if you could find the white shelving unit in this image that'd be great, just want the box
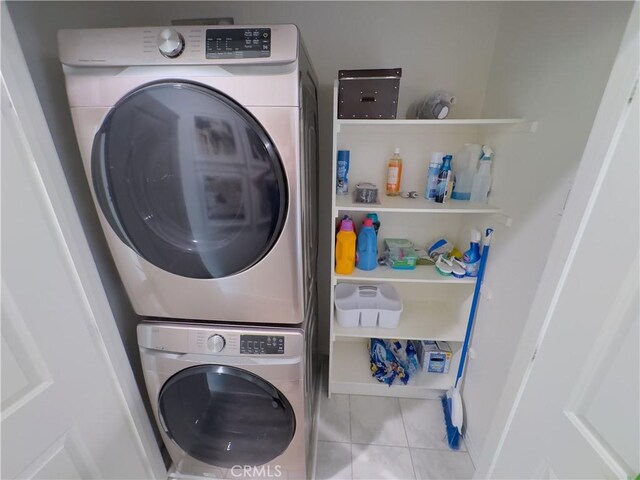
[336,266,475,285]
[332,300,466,342]
[331,341,461,398]
[335,195,501,215]
[336,118,536,134]
[328,81,530,399]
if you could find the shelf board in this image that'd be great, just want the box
[335,195,500,214]
[333,300,465,342]
[336,118,535,134]
[335,265,475,285]
[330,340,455,399]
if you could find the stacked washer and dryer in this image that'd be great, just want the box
[59,24,319,480]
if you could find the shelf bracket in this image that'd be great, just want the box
[491,212,513,228]
[511,120,538,133]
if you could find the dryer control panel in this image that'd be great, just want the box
[206,28,271,59]
[58,25,295,67]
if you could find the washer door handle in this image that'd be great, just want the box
[158,411,170,434]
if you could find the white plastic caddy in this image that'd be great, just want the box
[334,283,403,328]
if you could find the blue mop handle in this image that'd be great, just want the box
[454,228,493,388]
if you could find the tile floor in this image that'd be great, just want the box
[316,390,475,480]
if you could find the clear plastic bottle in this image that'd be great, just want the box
[386,148,403,196]
[335,218,357,274]
[425,152,443,201]
[470,146,494,203]
[452,144,482,201]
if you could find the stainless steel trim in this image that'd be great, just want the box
[339,75,401,80]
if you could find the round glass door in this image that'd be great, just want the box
[158,365,296,468]
[92,81,288,279]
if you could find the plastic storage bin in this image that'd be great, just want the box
[334,284,403,328]
[353,182,379,204]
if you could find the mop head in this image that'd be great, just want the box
[441,387,463,450]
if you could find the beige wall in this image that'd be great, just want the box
[463,1,632,459]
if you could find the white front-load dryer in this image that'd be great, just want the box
[58,25,318,324]
[138,321,315,479]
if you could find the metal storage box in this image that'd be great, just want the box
[338,68,402,119]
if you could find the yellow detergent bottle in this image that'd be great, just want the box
[335,218,357,274]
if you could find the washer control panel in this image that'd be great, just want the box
[138,322,301,357]
[206,28,271,59]
[240,335,284,355]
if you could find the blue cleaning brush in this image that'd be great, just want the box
[442,228,493,450]
[441,384,464,449]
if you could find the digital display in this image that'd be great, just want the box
[206,28,271,59]
[240,335,284,354]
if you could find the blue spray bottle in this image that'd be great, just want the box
[435,155,453,203]
[463,229,482,277]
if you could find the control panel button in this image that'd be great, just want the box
[157,28,184,58]
[207,334,226,353]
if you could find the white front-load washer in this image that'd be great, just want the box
[138,321,316,479]
[58,25,318,324]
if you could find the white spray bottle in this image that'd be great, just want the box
[452,143,482,201]
[470,146,494,204]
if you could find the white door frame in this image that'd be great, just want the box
[473,5,639,478]
[1,5,166,478]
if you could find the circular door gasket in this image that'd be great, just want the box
[157,364,296,468]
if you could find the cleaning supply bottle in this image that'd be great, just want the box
[470,146,494,203]
[336,150,350,195]
[446,159,455,200]
[335,218,357,274]
[337,214,355,234]
[365,213,380,236]
[462,229,482,277]
[425,152,444,201]
[452,144,482,201]
[356,218,378,271]
[435,155,453,203]
[386,148,403,196]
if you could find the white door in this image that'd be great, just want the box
[484,10,639,480]
[0,61,162,480]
